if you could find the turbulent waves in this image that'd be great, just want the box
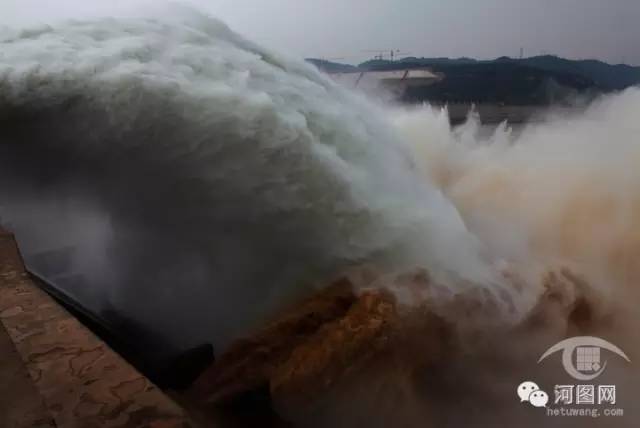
[0,9,490,352]
[1,7,640,427]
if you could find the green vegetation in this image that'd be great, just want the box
[307,55,640,105]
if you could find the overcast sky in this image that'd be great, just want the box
[1,0,639,65]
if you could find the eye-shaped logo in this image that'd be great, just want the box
[538,336,630,381]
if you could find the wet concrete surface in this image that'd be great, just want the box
[0,319,55,427]
[0,228,196,428]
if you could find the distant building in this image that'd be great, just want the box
[328,68,442,95]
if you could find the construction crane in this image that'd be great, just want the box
[390,49,411,62]
[362,49,411,62]
[362,50,386,60]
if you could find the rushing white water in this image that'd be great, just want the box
[0,8,497,353]
[1,7,640,427]
[0,7,639,381]
[397,91,640,298]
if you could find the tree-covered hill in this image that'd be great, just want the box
[307,55,640,105]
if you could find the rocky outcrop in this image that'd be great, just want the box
[193,265,612,427]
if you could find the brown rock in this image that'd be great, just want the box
[193,277,358,404]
